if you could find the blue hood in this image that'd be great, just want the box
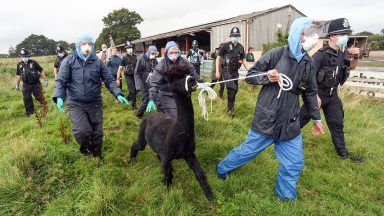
[75,34,95,61]
[288,17,314,62]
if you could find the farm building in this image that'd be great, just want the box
[116,4,305,56]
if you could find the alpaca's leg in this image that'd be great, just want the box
[162,159,173,187]
[185,154,214,201]
[129,126,147,162]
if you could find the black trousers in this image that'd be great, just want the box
[300,91,348,155]
[68,102,103,156]
[22,82,42,115]
[211,78,225,97]
[192,63,201,75]
[137,82,150,117]
[125,75,137,108]
[222,69,239,111]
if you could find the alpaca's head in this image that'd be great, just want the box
[166,64,198,96]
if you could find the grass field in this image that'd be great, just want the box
[0,56,383,215]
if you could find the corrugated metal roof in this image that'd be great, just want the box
[130,4,305,44]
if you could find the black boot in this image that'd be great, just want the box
[227,108,235,118]
[338,151,364,163]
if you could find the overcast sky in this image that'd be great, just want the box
[0,0,382,54]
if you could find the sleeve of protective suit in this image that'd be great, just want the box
[100,60,123,98]
[134,57,144,91]
[53,56,71,103]
[302,61,321,121]
[245,47,283,85]
[149,66,163,100]
[184,58,203,83]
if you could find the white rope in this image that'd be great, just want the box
[196,72,293,121]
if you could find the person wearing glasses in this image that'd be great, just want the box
[147,41,203,118]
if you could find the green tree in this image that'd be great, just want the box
[355,31,374,36]
[15,34,56,56]
[95,8,143,49]
[262,28,289,54]
[8,46,17,57]
[55,40,70,51]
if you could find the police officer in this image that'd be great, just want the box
[117,41,138,109]
[53,34,129,158]
[147,41,203,118]
[300,18,363,162]
[16,48,48,116]
[186,40,203,75]
[54,45,68,80]
[134,45,159,118]
[215,27,249,117]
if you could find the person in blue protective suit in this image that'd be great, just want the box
[147,41,203,118]
[134,45,159,118]
[52,34,129,158]
[216,17,324,200]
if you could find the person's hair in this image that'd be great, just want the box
[248,47,254,52]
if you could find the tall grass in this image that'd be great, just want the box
[0,57,383,215]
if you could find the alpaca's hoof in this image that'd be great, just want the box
[162,179,172,187]
[128,157,136,163]
[206,194,214,202]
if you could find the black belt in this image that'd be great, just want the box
[318,88,337,96]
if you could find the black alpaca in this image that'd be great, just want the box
[129,65,214,201]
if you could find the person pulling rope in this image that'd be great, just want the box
[185,71,293,120]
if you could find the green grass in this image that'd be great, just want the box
[0,57,383,215]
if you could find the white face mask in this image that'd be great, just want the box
[126,48,133,55]
[21,57,29,63]
[102,47,107,52]
[150,54,156,59]
[80,44,92,56]
[58,53,65,57]
[301,34,319,51]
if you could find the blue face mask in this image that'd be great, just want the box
[231,37,239,43]
[336,35,349,48]
[22,57,29,63]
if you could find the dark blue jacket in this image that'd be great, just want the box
[53,53,123,105]
[245,46,321,141]
[107,55,121,77]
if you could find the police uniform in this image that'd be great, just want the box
[120,52,138,108]
[54,45,68,75]
[16,49,44,116]
[186,40,203,75]
[300,18,363,162]
[217,27,245,115]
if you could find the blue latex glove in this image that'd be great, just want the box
[43,80,48,87]
[56,98,64,113]
[117,95,129,105]
[146,100,156,112]
[15,84,19,92]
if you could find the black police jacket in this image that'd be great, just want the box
[16,60,43,84]
[121,54,137,76]
[315,46,350,90]
[245,46,321,141]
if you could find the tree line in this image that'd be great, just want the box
[7,8,142,57]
